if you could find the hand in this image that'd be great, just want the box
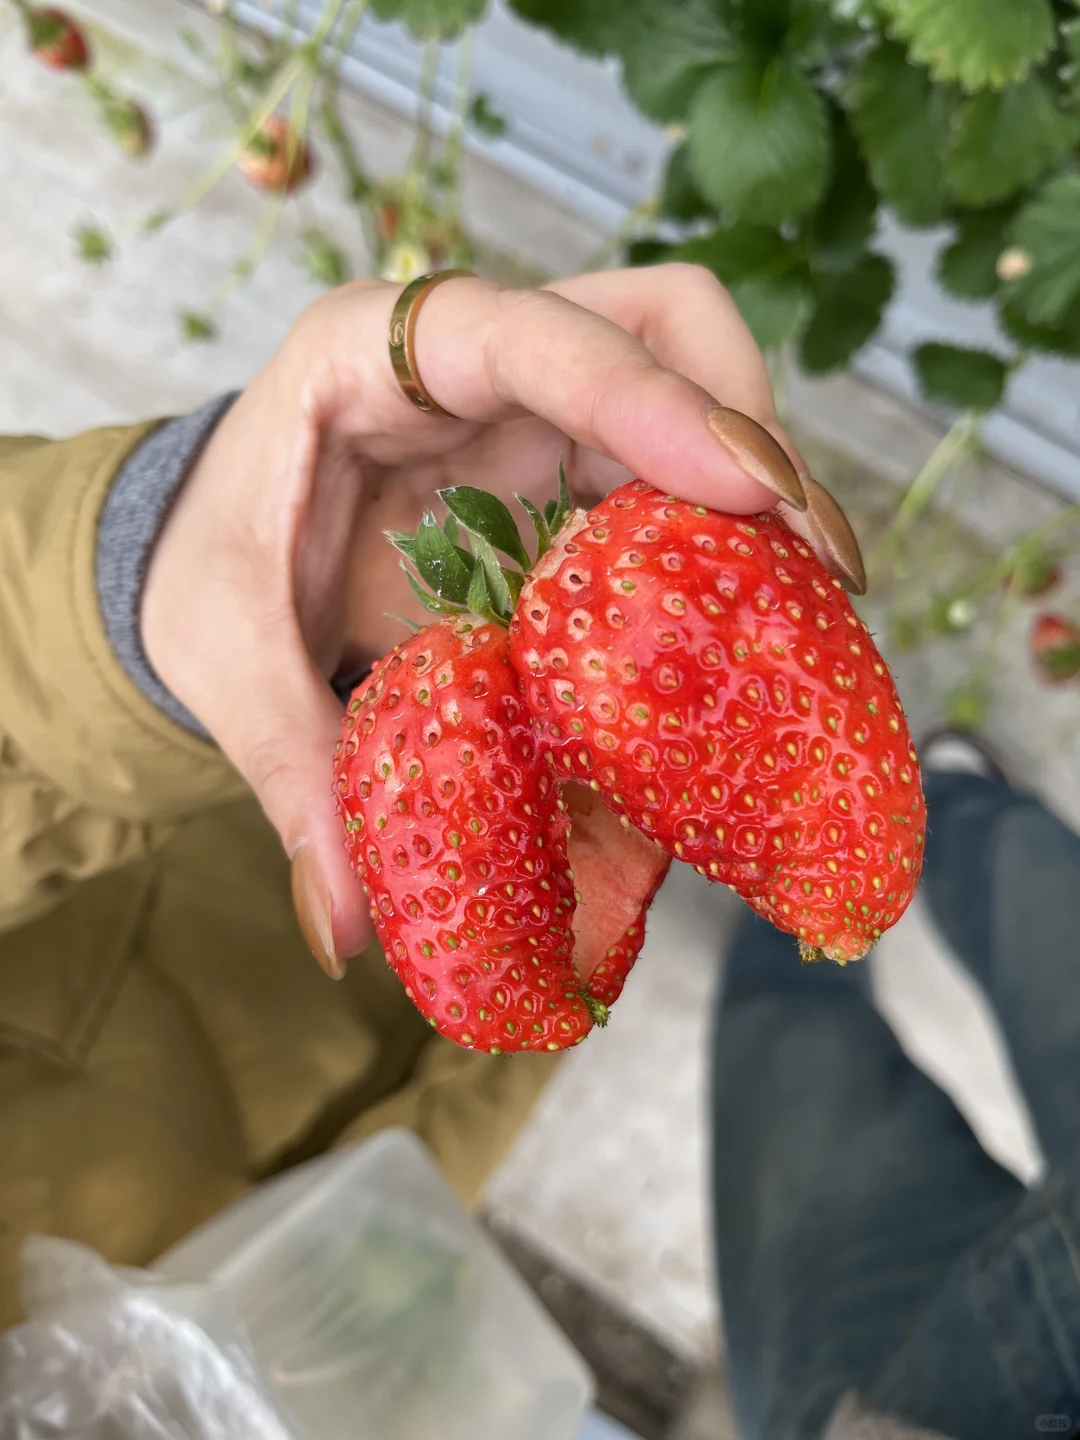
[140,265,865,977]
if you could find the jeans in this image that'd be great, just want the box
[712,772,1080,1440]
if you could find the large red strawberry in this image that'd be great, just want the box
[27,7,88,69]
[335,613,668,1052]
[1031,612,1080,683]
[504,478,924,963]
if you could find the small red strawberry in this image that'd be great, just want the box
[508,478,925,963]
[1031,612,1080,683]
[238,113,313,194]
[27,7,88,69]
[335,614,668,1052]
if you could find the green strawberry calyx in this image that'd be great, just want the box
[386,463,573,629]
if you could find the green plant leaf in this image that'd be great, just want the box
[881,0,1054,91]
[468,93,507,138]
[74,223,112,264]
[733,272,816,350]
[516,495,552,560]
[386,530,418,562]
[799,252,895,373]
[404,566,466,616]
[180,310,217,343]
[548,460,573,536]
[936,205,1016,301]
[913,342,1009,412]
[999,294,1080,357]
[443,512,459,545]
[847,41,947,228]
[619,0,737,123]
[660,143,713,224]
[800,103,877,273]
[370,0,488,41]
[438,486,530,568]
[1007,175,1080,325]
[506,0,626,55]
[784,1,860,65]
[675,223,814,350]
[626,237,676,267]
[943,77,1080,207]
[464,550,503,624]
[414,512,474,604]
[687,58,830,225]
[469,534,513,615]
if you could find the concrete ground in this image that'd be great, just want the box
[3,3,1075,1433]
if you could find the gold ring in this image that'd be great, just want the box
[389,269,475,417]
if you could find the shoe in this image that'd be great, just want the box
[919,725,1009,787]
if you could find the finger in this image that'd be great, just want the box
[546,264,810,486]
[318,277,805,516]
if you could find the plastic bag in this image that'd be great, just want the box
[0,1236,298,1440]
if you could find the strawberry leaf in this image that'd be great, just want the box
[914,343,1009,412]
[800,104,877,275]
[469,533,514,617]
[443,511,460,545]
[799,252,895,374]
[999,294,1080,358]
[688,58,830,224]
[517,495,552,559]
[439,486,530,568]
[619,0,736,123]
[465,556,502,625]
[414,512,474,604]
[1007,175,1080,325]
[404,566,466,615]
[369,0,486,42]
[548,461,573,536]
[943,78,1079,207]
[386,530,417,562]
[937,206,1015,301]
[660,143,713,224]
[847,41,947,228]
[880,0,1054,92]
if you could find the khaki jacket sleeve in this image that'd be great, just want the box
[0,426,247,934]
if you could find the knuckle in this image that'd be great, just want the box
[658,260,730,304]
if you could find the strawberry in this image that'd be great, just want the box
[335,614,668,1052]
[1005,550,1061,599]
[237,113,312,194]
[27,7,88,69]
[1031,612,1080,684]
[507,479,925,964]
[104,97,153,157]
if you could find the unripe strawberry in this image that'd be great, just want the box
[27,7,88,69]
[1031,612,1080,684]
[237,113,312,194]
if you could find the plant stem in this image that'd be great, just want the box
[440,29,474,226]
[400,38,441,239]
[318,0,373,205]
[868,411,980,574]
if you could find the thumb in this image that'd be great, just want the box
[218,646,375,978]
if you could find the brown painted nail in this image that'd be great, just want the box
[290,845,346,980]
[706,407,808,511]
[802,475,867,596]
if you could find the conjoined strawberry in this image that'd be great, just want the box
[336,443,925,1052]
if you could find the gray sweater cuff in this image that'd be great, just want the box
[95,395,237,736]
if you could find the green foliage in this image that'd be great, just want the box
[687,58,830,224]
[881,0,1055,91]
[847,41,947,227]
[914,342,1010,412]
[300,228,350,288]
[468,93,507,137]
[799,253,895,373]
[943,77,1079,206]
[1007,175,1080,325]
[370,0,488,40]
[74,223,112,265]
[936,206,1015,301]
[619,0,736,122]
[179,310,217,343]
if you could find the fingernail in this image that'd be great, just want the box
[706,407,808,511]
[290,846,347,980]
[802,475,867,596]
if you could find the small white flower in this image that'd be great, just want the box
[996,247,1033,283]
[380,242,431,286]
